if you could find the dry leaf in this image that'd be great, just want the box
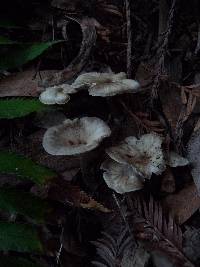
[0,69,57,97]
[162,183,200,224]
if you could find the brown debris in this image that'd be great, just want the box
[162,183,200,225]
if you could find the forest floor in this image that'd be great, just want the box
[0,0,200,267]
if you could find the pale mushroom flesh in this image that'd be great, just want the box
[101,159,144,194]
[39,84,76,105]
[42,117,111,155]
[72,72,140,97]
[106,133,165,179]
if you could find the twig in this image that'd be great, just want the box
[151,0,178,102]
[125,0,133,78]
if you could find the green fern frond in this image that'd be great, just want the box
[0,222,43,253]
[0,151,56,185]
[0,98,47,119]
[0,256,44,267]
[0,187,52,223]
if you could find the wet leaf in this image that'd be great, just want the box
[0,187,52,223]
[0,41,62,69]
[0,98,47,119]
[0,151,56,185]
[0,222,43,253]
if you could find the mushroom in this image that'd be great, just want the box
[39,84,76,105]
[167,151,189,167]
[101,159,144,194]
[72,72,140,97]
[42,117,111,155]
[106,133,165,179]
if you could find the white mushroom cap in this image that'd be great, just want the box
[167,151,189,167]
[39,84,76,105]
[101,159,144,194]
[106,133,165,179]
[72,72,140,97]
[42,117,111,155]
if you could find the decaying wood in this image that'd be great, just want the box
[163,183,200,225]
[41,16,97,87]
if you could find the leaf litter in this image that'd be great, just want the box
[0,0,200,266]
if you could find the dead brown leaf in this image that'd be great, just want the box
[162,183,200,225]
[0,69,57,97]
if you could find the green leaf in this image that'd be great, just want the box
[0,36,18,45]
[0,41,62,70]
[0,187,52,223]
[0,18,21,29]
[0,222,43,253]
[0,256,43,267]
[0,151,56,185]
[0,98,47,119]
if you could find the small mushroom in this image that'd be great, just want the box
[42,117,111,155]
[101,159,144,194]
[39,84,76,105]
[72,72,140,97]
[106,133,165,179]
[167,151,189,167]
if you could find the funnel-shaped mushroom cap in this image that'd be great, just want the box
[39,84,76,105]
[106,133,165,178]
[101,159,144,194]
[43,117,111,155]
[72,72,140,96]
[167,151,189,167]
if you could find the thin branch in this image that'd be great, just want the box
[125,0,133,78]
[151,0,178,102]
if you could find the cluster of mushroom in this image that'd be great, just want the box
[101,134,189,193]
[39,71,189,195]
[39,71,141,104]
